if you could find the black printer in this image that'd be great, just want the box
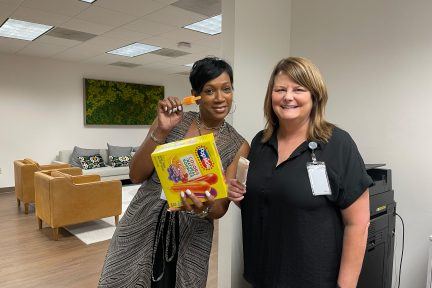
[357,164,395,288]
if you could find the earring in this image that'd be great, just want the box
[228,100,237,115]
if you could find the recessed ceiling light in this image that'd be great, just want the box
[79,0,97,3]
[184,14,221,35]
[0,18,53,41]
[107,43,161,58]
[184,63,193,67]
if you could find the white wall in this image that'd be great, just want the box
[0,53,189,188]
[290,0,432,287]
[219,0,291,287]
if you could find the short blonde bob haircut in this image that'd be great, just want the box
[262,57,334,143]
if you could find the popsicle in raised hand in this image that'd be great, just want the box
[182,95,201,105]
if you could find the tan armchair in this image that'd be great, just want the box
[14,158,71,214]
[34,169,122,240]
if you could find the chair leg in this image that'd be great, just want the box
[17,198,21,207]
[53,228,59,241]
[37,217,42,230]
[115,215,119,226]
[24,203,29,214]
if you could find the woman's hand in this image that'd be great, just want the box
[168,189,215,219]
[157,96,183,133]
[228,178,246,204]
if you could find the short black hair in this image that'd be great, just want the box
[189,57,233,94]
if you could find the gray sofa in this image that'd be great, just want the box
[57,149,131,181]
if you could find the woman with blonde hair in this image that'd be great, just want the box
[229,57,372,288]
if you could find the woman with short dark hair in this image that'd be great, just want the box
[99,57,249,288]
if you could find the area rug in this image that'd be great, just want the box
[64,184,140,245]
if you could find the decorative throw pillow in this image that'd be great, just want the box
[109,155,132,167]
[78,154,106,170]
[70,146,100,167]
[107,143,133,165]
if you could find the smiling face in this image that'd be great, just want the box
[197,72,233,125]
[271,72,313,125]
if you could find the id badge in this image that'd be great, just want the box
[306,162,332,196]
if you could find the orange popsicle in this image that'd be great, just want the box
[171,181,211,193]
[182,95,201,105]
[190,173,218,185]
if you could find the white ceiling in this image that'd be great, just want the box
[0,0,222,74]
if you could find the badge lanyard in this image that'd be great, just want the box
[306,141,332,196]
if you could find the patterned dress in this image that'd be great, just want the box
[99,112,245,288]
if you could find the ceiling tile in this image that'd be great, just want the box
[0,3,21,19]
[60,19,114,35]
[46,27,97,42]
[0,0,223,74]
[0,0,25,6]
[35,35,82,48]
[124,53,172,65]
[108,61,142,68]
[153,0,178,5]
[160,64,190,73]
[159,28,209,42]
[141,5,206,27]
[142,61,178,69]
[143,35,209,54]
[82,36,132,52]
[51,46,103,62]
[194,33,221,48]
[101,27,152,42]
[172,0,221,17]
[95,0,166,17]
[20,0,88,17]
[163,54,203,65]
[0,37,29,53]
[75,6,138,27]
[17,41,70,57]
[163,51,217,65]
[123,18,176,36]
[11,6,70,26]
[83,53,126,65]
[149,48,190,58]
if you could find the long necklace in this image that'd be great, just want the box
[196,113,225,140]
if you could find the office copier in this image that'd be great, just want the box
[357,164,395,288]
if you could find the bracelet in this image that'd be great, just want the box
[197,206,210,219]
[150,130,164,145]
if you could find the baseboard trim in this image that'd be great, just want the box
[0,187,14,193]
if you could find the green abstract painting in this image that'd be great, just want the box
[84,79,164,125]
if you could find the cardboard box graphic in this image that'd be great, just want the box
[151,133,227,208]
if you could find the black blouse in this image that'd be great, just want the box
[241,127,373,288]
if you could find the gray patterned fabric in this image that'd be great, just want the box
[78,154,106,169]
[70,146,100,167]
[109,155,132,167]
[107,144,133,165]
[99,112,246,288]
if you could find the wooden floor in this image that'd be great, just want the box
[0,190,218,288]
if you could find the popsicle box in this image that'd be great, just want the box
[151,133,227,208]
